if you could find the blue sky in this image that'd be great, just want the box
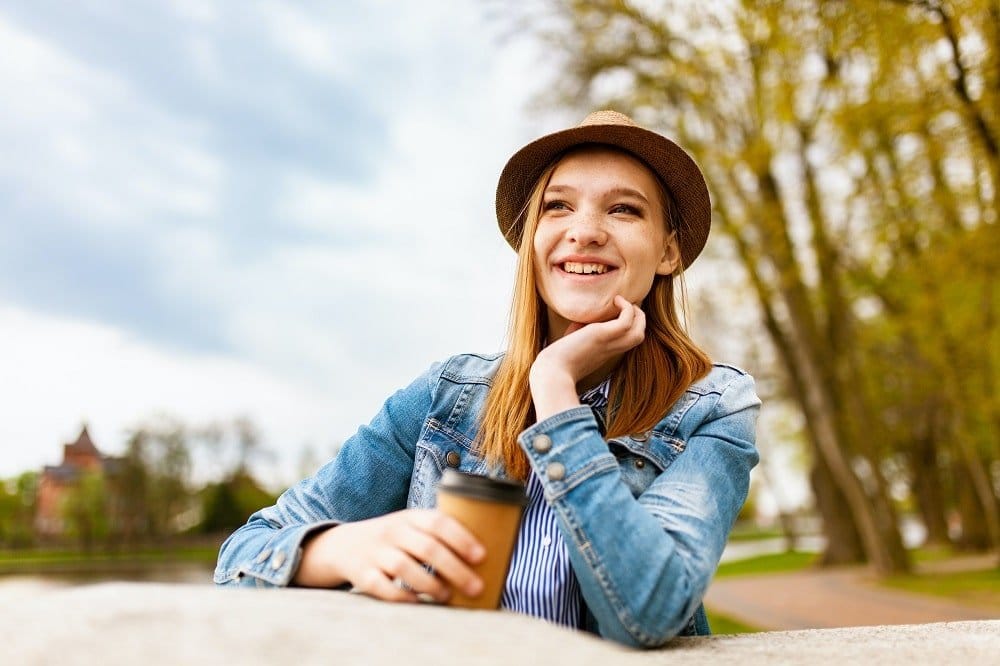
[0,1,562,484]
[0,1,804,511]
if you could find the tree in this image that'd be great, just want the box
[61,471,111,552]
[0,472,38,548]
[198,472,277,534]
[113,419,193,541]
[524,0,999,573]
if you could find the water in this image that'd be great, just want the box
[0,561,215,590]
[1,539,794,591]
[0,522,926,590]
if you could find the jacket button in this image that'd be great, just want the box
[270,551,286,570]
[635,459,646,469]
[533,435,552,453]
[446,451,461,467]
[255,548,272,564]
[546,462,566,481]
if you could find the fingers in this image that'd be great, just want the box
[613,295,635,329]
[596,296,644,348]
[410,510,485,565]
[353,566,419,603]
[348,510,484,605]
[407,511,484,596]
[372,537,451,602]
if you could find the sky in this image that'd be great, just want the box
[0,1,807,511]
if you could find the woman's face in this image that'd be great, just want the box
[532,147,680,339]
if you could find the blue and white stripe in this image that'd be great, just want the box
[500,379,610,628]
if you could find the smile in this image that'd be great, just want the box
[561,261,613,275]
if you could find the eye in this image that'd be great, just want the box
[609,203,642,216]
[543,199,570,211]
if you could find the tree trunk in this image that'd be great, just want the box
[710,166,896,570]
[953,458,993,551]
[756,169,910,575]
[811,458,865,565]
[910,433,952,546]
[756,457,799,553]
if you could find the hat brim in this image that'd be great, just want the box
[495,123,711,269]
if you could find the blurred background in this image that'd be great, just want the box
[0,1,996,632]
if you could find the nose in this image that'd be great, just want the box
[566,211,608,246]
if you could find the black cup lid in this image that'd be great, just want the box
[437,469,528,505]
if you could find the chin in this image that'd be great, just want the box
[559,304,617,325]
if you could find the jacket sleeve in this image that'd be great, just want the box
[517,372,760,647]
[213,362,440,587]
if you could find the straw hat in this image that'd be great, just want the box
[495,110,711,269]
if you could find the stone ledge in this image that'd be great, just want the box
[1,582,996,665]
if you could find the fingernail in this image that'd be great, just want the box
[466,578,483,597]
[471,544,485,561]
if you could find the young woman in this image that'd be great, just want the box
[215,111,760,648]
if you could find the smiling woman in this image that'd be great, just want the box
[214,110,760,649]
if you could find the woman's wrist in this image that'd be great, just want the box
[529,362,580,422]
[292,524,349,588]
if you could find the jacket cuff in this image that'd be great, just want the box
[224,520,340,587]
[517,406,618,499]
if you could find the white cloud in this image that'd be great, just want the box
[256,3,351,80]
[0,2,554,488]
[0,13,221,229]
[169,0,219,25]
[0,305,342,488]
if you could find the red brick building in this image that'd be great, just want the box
[35,426,120,536]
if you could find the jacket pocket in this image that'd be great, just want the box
[409,418,489,507]
[609,432,687,498]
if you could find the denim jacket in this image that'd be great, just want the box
[215,352,760,648]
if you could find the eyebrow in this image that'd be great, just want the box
[544,184,651,205]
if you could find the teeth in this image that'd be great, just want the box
[563,262,609,275]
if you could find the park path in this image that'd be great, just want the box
[704,554,999,631]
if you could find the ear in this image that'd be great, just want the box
[655,232,681,276]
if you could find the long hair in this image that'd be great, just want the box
[477,150,712,481]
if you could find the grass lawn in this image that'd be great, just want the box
[715,551,818,578]
[705,609,760,634]
[725,526,788,542]
[881,567,1000,611]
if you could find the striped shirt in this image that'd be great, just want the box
[500,380,610,628]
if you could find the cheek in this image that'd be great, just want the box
[532,229,554,273]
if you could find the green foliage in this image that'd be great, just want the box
[0,472,38,547]
[198,473,277,534]
[114,417,274,540]
[110,422,193,541]
[60,471,111,551]
[527,0,1000,566]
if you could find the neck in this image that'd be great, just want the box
[577,359,619,394]
[545,317,621,394]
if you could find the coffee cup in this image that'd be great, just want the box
[435,469,527,609]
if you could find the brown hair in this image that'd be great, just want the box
[477,149,712,481]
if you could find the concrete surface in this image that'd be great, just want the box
[1,582,997,665]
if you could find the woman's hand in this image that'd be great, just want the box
[530,295,645,421]
[292,509,485,603]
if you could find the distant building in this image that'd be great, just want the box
[35,426,121,536]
